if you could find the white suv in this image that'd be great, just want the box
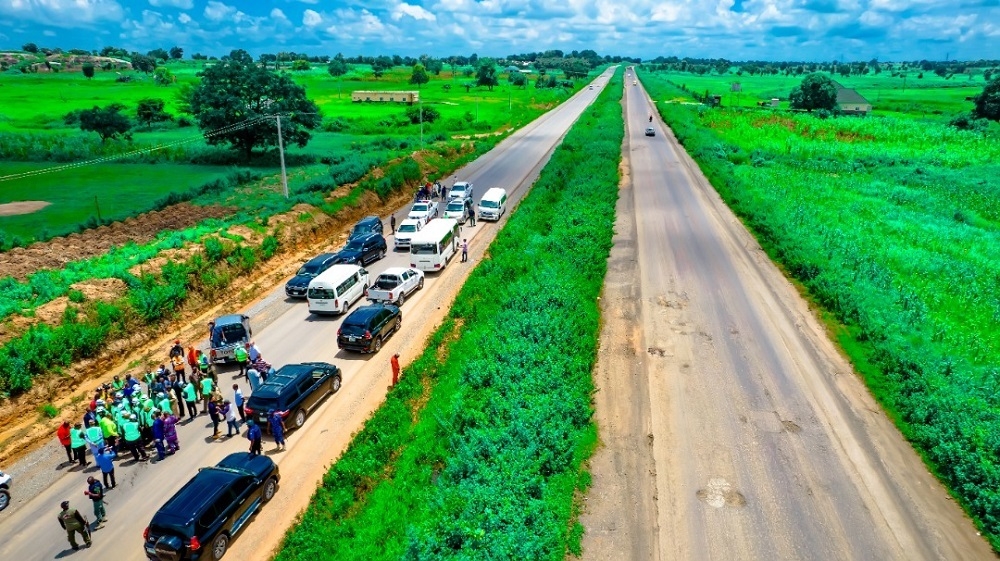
[0,469,11,511]
[394,219,423,248]
[448,181,474,203]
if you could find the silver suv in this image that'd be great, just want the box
[448,181,474,203]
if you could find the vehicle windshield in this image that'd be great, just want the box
[374,276,400,289]
[410,242,438,255]
[480,200,499,209]
[211,323,246,348]
[296,264,321,276]
[343,240,363,252]
[246,395,279,411]
[447,202,465,212]
[398,224,417,233]
[411,203,428,212]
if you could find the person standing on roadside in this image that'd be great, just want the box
[247,366,262,393]
[234,343,250,380]
[185,346,198,383]
[200,375,214,413]
[70,422,88,468]
[58,500,91,550]
[208,399,221,440]
[391,353,401,387]
[94,446,116,489]
[84,420,105,458]
[390,214,396,233]
[99,411,119,453]
[57,421,73,465]
[232,384,246,422]
[83,477,105,526]
[268,410,286,451]
[467,200,476,226]
[162,411,180,454]
[182,380,199,418]
[122,414,148,462]
[170,374,186,420]
[246,419,262,457]
[151,410,166,461]
[461,239,469,262]
[170,352,186,385]
[224,400,240,437]
[248,341,261,363]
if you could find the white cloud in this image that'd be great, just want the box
[148,0,193,9]
[178,12,191,23]
[271,8,289,21]
[303,8,322,26]
[0,0,125,28]
[293,0,319,3]
[204,1,236,22]
[42,29,56,36]
[392,3,436,22]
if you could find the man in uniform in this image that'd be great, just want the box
[245,419,262,457]
[57,500,91,550]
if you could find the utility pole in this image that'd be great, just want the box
[419,96,423,148]
[275,115,288,199]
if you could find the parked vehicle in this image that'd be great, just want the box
[143,453,279,561]
[0,469,11,512]
[477,187,508,221]
[448,181,474,203]
[407,200,439,225]
[332,232,387,266]
[210,314,252,364]
[442,199,471,224]
[348,216,383,240]
[307,264,369,315]
[394,219,423,249]
[284,253,337,298]
[366,267,425,305]
[337,304,402,354]
[644,127,656,137]
[409,218,461,272]
[243,362,341,430]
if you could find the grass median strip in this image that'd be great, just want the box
[275,67,624,560]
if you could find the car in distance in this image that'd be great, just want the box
[332,232,387,266]
[0,469,11,512]
[407,200,439,225]
[448,181,474,203]
[645,127,655,137]
[366,267,424,306]
[143,452,279,561]
[209,314,252,364]
[394,218,423,249]
[442,199,471,224]
[348,216,383,240]
[244,362,342,430]
[284,253,337,298]
[337,304,402,354]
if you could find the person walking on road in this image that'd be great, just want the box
[200,375,214,413]
[57,421,73,465]
[162,411,180,454]
[182,380,198,418]
[234,343,250,380]
[224,400,240,437]
[461,239,469,262]
[246,419,262,457]
[268,410,286,451]
[122,414,148,462]
[58,500,91,550]
[391,353,401,387]
[232,384,246,422]
[94,446,116,489]
[390,214,396,233]
[83,477,106,526]
[70,422,88,468]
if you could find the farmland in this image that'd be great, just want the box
[639,68,1000,548]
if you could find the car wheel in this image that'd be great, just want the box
[330,375,342,393]
[340,303,347,315]
[0,489,9,512]
[211,533,229,561]
[417,278,424,290]
[262,476,277,503]
[379,248,387,260]
[294,409,306,429]
[397,292,405,306]
[373,337,382,353]
[394,317,402,333]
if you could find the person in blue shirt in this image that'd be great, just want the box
[268,410,286,451]
[245,419,262,457]
[94,446,116,489]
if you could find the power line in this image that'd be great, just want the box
[0,115,275,183]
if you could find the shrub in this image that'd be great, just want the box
[38,403,59,418]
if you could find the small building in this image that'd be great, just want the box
[351,90,419,104]
[834,84,872,115]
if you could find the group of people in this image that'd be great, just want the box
[415,180,445,201]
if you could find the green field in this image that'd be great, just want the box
[641,70,1000,550]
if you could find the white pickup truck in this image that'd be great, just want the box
[408,200,439,225]
[366,267,425,305]
[394,218,423,249]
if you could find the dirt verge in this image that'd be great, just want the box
[0,201,50,216]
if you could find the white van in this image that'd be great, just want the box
[477,187,508,221]
[409,218,460,271]
[306,264,370,315]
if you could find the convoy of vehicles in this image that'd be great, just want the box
[409,218,461,271]
[306,264,370,315]
[366,267,425,305]
[407,200,439,225]
[393,218,423,249]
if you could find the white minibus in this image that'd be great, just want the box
[477,187,507,221]
[306,264,370,315]
[409,218,461,272]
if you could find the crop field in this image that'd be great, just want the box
[645,69,986,118]
[640,70,1000,549]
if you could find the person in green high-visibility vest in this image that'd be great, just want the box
[200,375,214,413]
[122,414,148,462]
[182,381,199,417]
[69,422,88,467]
[234,343,249,379]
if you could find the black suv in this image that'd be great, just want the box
[284,253,337,298]
[332,232,387,266]
[143,453,279,561]
[244,362,341,430]
[337,303,401,354]
[349,216,383,240]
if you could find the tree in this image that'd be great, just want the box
[291,59,311,71]
[476,58,499,91]
[426,58,443,75]
[371,56,393,79]
[789,73,838,112]
[327,58,349,78]
[509,71,527,89]
[190,49,321,161]
[972,76,1000,121]
[82,63,95,79]
[174,80,197,114]
[405,105,440,124]
[79,104,131,142]
[154,67,174,85]
[409,63,429,88]
[148,48,170,61]
[130,52,157,73]
[22,43,39,53]
[169,46,183,60]
[136,98,171,129]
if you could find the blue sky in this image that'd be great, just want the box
[0,0,997,61]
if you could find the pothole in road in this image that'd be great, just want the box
[696,478,747,509]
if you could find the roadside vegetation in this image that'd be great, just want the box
[639,67,1000,550]
[275,68,624,559]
